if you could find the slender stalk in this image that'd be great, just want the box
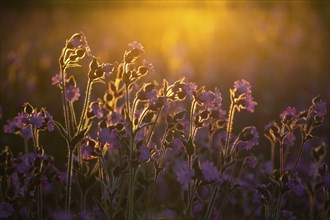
[125,85,130,118]
[128,168,136,220]
[146,108,162,146]
[24,138,29,154]
[291,134,306,175]
[223,101,235,159]
[204,185,219,220]
[279,139,284,175]
[217,187,231,219]
[270,141,275,172]
[77,79,92,133]
[60,66,71,138]
[144,172,159,220]
[274,191,283,220]
[65,148,74,212]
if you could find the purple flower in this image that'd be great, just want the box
[198,90,215,109]
[243,95,257,113]
[245,154,257,168]
[128,41,144,53]
[253,184,270,204]
[183,82,198,98]
[45,111,54,132]
[98,129,120,150]
[201,160,222,183]
[280,106,297,122]
[29,111,45,128]
[175,160,195,191]
[287,172,304,196]
[51,73,62,87]
[283,133,296,148]
[312,100,327,117]
[65,85,80,102]
[142,59,154,73]
[233,79,252,95]
[237,126,259,151]
[81,138,98,160]
[0,202,14,219]
[139,145,151,162]
[171,138,184,154]
[91,101,103,119]
[281,210,297,220]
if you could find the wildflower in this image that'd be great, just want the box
[237,126,259,151]
[198,90,215,109]
[138,145,151,162]
[89,101,103,119]
[245,154,257,168]
[81,138,99,160]
[243,95,257,113]
[171,138,184,154]
[29,110,45,128]
[283,133,296,148]
[312,100,327,118]
[183,82,198,98]
[264,120,280,141]
[280,106,297,122]
[253,184,270,204]
[128,41,144,53]
[175,161,195,191]
[281,210,297,220]
[233,79,252,95]
[142,59,154,73]
[65,85,80,102]
[287,172,304,196]
[0,202,14,219]
[201,160,222,183]
[51,73,62,87]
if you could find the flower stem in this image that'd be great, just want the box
[217,187,231,219]
[223,101,235,159]
[279,139,284,176]
[291,134,306,175]
[65,148,74,212]
[144,172,159,220]
[204,185,219,220]
[274,191,283,220]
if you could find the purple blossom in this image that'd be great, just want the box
[253,184,270,204]
[45,111,54,132]
[143,59,154,73]
[91,102,103,119]
[175,160,195,191]
[280,106,298,122]
[51,73,62,87]
[81,138,98,160]
[281,210,297,220]
[65,85,80,102]
[198,90,215,109]
[245,154,257,168]
[312,100,327,117]
[0,202,14,219]
[183,82,198,98]
[237,126,259,151]
[287,172,304,196]
[283,133,296,148]
[243,95,257,113]
[128,41,144,52]
[139,145,151,162]
[171,138,184,154]
[29,111,45,128]
[233,79,252,95]
[201,160,222,183]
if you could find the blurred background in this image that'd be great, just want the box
[1,1,329,160]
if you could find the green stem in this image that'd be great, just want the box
[217,187,231,219]
[204,185,218,220]
[60,66,71,139]
[78,79,92,133]
[279,139,284,176]
[270,141,275,173]
[222,100,235,166]
[128,168,136,220]
[146,108,162,146]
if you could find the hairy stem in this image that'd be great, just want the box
[65,148,74,212]
[291,134,306,175]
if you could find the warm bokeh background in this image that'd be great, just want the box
[1,1,329,160]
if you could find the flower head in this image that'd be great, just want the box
[201,160,222,183]
[65,85,80,102]
[312,100,327,118]
[287,172,304,196]
[280,106,298,122]
[237,126,259,151]
[138,145,151,162]
[245,154,257,168]
[174,160,195,191]
[233,79,252,95]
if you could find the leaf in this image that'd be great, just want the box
[71,124,91,147]
[174,111,186,121]
[53,120,69,141]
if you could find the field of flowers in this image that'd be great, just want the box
[0,2,329,220]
